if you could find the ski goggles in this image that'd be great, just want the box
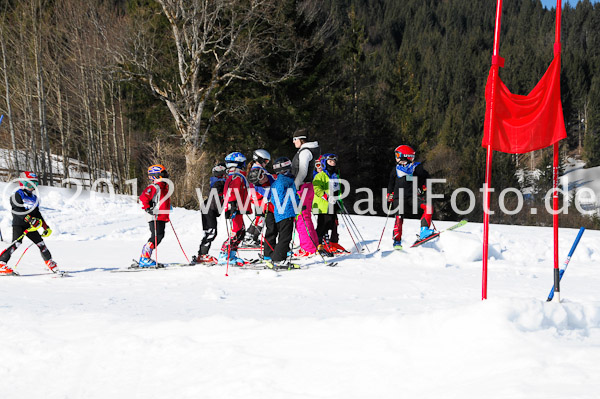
[395,152,414,163]
[23,179,39,188]
[250,167,266,181]
[322,154,338,162]
[149,170,169,180]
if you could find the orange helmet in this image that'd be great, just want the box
[148,164,169,181]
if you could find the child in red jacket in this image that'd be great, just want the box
[137,164,171,267]
[218,152,249,266]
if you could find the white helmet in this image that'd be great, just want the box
[252,149,271,165]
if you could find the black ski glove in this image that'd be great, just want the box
[225,201,238,219]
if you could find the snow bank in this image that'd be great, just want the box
[1,182,599,399]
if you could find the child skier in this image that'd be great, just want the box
[218,152,249,266]
[192,163,226,264]
[263,157,300,269]
[243,149,274,248]
[0,171,60,275]
[312,153,348,255]
[137,164,171,267]
[312,157,323,179]
[387,145,434,250]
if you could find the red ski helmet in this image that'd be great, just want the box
[148,164,169,181]
[394,145,415,163]
[19,171,39,189]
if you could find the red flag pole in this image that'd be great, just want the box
[552,0,562,302]
[482,0,504,300]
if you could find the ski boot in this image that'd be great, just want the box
[137,242,157,268]
[393,240,403,250]
[217,250,245,266]
[328,242,349,254]
[272,259,300,270]
[138,257,157,268]
[292,248,316,258]
[0,261,15,276]
[317,244,334,258]
[419,226,435,240]
[192,254,217,264]
[45,259,59,273]
[242,230,261,248]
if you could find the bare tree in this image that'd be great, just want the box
[0,24,20,174]
[121,0,331,190]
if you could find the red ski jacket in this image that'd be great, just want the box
[139,181,171,222]
[223,171,251,214]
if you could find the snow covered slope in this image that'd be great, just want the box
[1,182,599,399]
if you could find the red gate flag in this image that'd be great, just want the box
[482,53,566,154]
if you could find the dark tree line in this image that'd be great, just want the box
[1,0,599,225]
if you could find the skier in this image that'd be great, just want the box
[0,171,60,275]
[387,145,434,250]
[137,164,171,267]
[217,152,249,266]
[291,128,320,257]
[312,153,348,255]
[312,157,323,179]
[263,157,300,269]
[192,163,226,264]
[243,149,274,248]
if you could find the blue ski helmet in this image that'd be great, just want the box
[225,152,247,169]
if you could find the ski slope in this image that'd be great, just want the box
[1,182,599,399]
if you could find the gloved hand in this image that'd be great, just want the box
[24,215,42,230]
[224,201,238,219]
[333,201,341,214]
[145,207,154,215]
[386,192,394,203]
[42,227,52,238]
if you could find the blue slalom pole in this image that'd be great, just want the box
[547,227,585,302]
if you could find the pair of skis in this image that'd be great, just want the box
[112,258,264,273]
[409,219,468,248]
[6,270,70,278]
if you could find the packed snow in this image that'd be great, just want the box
[1,181,599,399]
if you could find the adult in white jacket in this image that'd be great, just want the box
[291,128,321,256]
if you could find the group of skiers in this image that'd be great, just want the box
[136,128,350,270]
[0,128,436,275]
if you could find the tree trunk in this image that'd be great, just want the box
[184,144,204,201]
[0,32,20,174]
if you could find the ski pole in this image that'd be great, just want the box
[337,211,361,254]
[340,204,370,253]
[0,220,43,259]
[286,222,296,264]
[377,201,394,251]
[225,214,234,277]
[342,210,365,250]
[13,243,35,272]
[336,200,364,251]
[547,227,585,302]
[153,216,158,266]
[169,221,190,263]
